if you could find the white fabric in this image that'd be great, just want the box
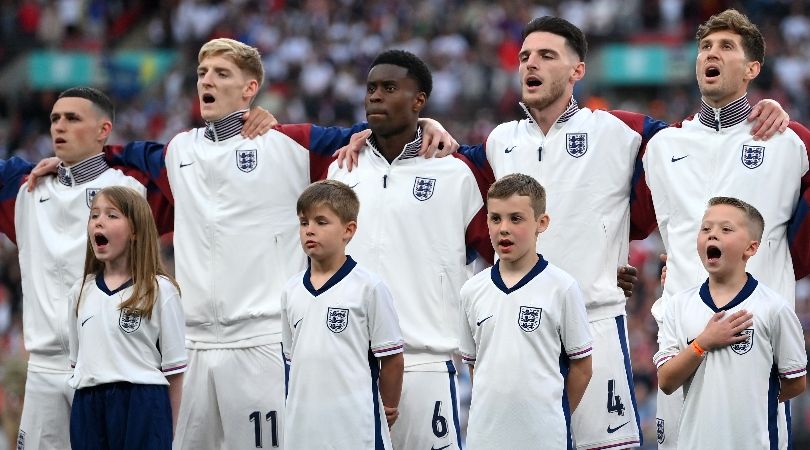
[484,108,643,321]
[328,145,484,367]
[16,166,145,371]
[643,117,810,319]
[572,317,641,450]
[173,343,287,450]
[281,261,403,449]
[390,370,462,450]
[460,259,592,449]
[166,128,314,347]
[68,274,187,388]
[654,278,807,450]
[17,370,74,450]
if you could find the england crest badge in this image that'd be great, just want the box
[326,307,349,333]
[518,306,542,332]
[657,418,665,444]
[86,188,101,208]
[566,133,588,158]
[236,149,258,173]
[730,328,754,355]
[119,308,142,333]
[741,145,764,169]
[413,177,436,201]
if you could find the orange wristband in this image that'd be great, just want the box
[690,340,706,357]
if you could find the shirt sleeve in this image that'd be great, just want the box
[274,122,369,182]
[0,156,35,243]
[560,281,592,360]
[367,280,404,358]
[157,278,187,375]
[772,302,808,379]
[653,297,683,369]
[458,284,477,366]
[607,110,669,241]
[786,122,810,279]
[281,288,293,364]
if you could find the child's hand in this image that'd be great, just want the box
[384,405,399,428]
[697,310,753,351]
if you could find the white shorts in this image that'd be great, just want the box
[18,369,74,450]
[173,343,286,450]
[390,361,462,450]
[572,316,641,449]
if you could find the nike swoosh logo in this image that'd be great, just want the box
[671,155,688,162]
[294,318,303,329]
[607,421,630,434]
[39,197,50,203]
[81,316,94,327]
[686,338,695,345]
[476,315,493,326]
[504,146,516,154]
[179,161,195,168]
[431,445,452,450]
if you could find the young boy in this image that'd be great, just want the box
[655,197,806,449]
[459,173,592,449]
[281,180,404,449]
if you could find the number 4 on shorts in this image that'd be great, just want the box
[607,379,625,416]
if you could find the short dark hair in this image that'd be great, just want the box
[706,196,765,241]
[488,173,547,217]
[522,16,587,61]
[371,50,432,98]
[58,87,115,122]
[297,180,360,224]
[696,9,765,64]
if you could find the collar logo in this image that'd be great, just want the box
[741,145,764,169]
[413,177,436,201]
[566,133,588,158]
[236,149,258,173]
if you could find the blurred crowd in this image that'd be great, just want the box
[1,0,810,448]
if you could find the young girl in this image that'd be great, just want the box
[67,186,186,450]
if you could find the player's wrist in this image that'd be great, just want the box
[690,339,707,357]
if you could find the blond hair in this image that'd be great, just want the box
[297,180,360,223]
[706,196,765,241]
[199,38,265,91]
[78,187,180,319]
[487,173,547,217]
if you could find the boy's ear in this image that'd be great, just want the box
[343,220,358,243]
[535,213,550,235]
[743,239,760,260]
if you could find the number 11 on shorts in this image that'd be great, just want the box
[249,410,279,448]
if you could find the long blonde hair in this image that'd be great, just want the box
[78,186,179,319]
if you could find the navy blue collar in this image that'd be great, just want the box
[368,127,423,161]
[304,256,357,297]
[491,254,549,294]
[96,273,134,296]
[204,109,246,142]
[699,273,758,312]
[698,95,752,131]
[57,153,109,187]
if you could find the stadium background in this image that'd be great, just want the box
[0,0,809,448]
